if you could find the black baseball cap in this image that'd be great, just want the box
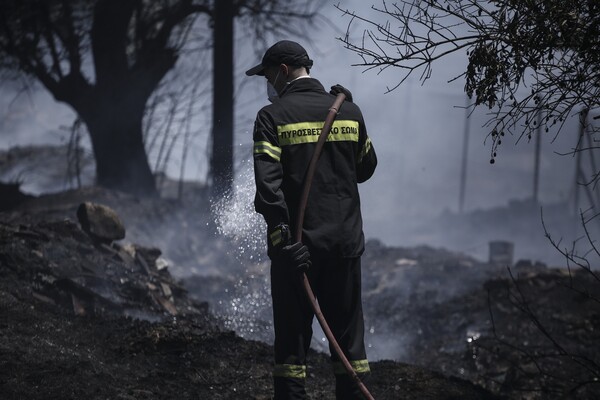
[245,40,314,76]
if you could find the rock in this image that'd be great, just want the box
[135,245,162,265]
[76,202,125,242]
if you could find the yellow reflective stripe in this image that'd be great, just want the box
[277,120,359,146]
[358,137,372,163]
[332,359,370,375]
[254,141,281,161]
[269,229,282,246]
[273,364,306,379]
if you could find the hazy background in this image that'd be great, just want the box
[0,0,593,266]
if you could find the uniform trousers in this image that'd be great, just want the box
[270,253,370,399]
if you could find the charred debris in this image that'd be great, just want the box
[1,201,194,319]
[0,187,501,399]
[0,181,598,399]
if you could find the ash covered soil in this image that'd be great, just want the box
[0,185,500,400]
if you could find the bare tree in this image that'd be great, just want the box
[336,0,600,163]
[211,0,323,197]
[0,0,321,197]
[0,0,209,196]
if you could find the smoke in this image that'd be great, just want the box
[1,0,594,267]
[2,0,600,368]
[0,81,76,150]
[0,145,95,195]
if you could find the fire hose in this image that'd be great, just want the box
[293,93,375,400]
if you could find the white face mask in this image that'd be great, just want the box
[267,70,281,102]
[267,81,279,102]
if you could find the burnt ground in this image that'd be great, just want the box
[0,186,501,400]
[0,142,598,400]
[0,146,598,400]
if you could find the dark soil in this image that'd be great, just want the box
[2,147,600,399]
[0,187,500,400]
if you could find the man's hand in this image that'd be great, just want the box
[281,242,311,273]
[330,84,353,102]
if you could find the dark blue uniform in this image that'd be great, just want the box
[252,77,377,399]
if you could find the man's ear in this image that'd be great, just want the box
[279,64,289,77]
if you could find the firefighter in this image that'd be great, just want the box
[246,40,377,400]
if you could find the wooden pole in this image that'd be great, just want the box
[211,0,234,197]
[459,95,471,213]
[533,109,542,204]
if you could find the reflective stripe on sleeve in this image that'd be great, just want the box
[269,226,288,247]
[269,230,281,246]
[273,364,307,379]
[357,137,372,164]
[277,120,359,146]
[254,141,281,162]
[332,359,371,375]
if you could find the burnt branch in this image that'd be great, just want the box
[484,270,600,396]
[236,0,323,51]
[336,0,600,164]
[542,209,600,297]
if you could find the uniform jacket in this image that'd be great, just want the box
[253,77,377,258]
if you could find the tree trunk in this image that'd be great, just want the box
[82,101,156,197]
[211,0,234,198]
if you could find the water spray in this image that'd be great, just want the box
[211,162,273,342]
